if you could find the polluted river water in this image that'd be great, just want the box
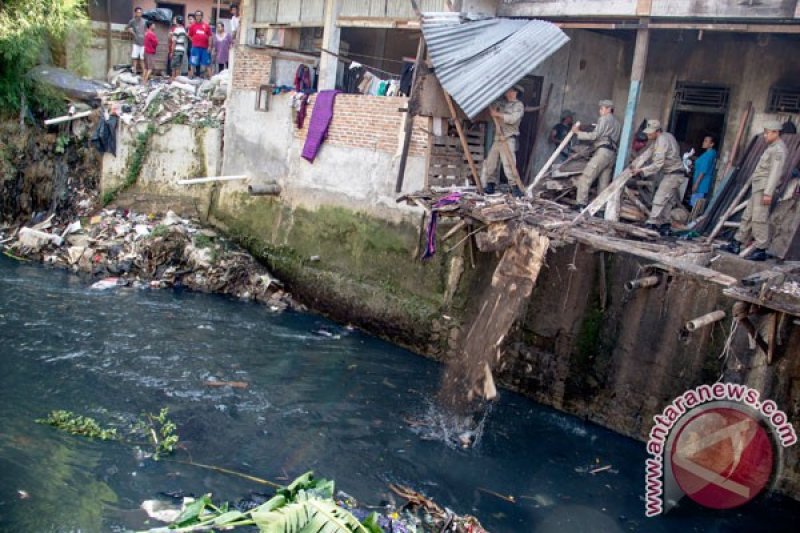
[1,256,800,532]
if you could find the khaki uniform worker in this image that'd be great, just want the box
[631,119,684,235]
[726,120,787,261]
[572,99,621,207]
[481,85,525,195]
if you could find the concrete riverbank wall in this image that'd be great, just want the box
[99,114,800,500]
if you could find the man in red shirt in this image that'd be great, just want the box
[188,10,212,79]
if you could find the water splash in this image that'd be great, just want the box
[407,398,494,450]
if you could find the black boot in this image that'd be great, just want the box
[658,223,672,237]
[511,186,524,198]
[484,182,495,195]
[574,203,587,212]
[744,248,769,261]
[723,240,741,255]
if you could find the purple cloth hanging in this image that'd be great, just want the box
[422,192,462,260]
[301,90,340,163]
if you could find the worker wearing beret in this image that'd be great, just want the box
[725,120,788,261]
[572,99,621,208]
[481,84,525,195]
[630,119,684,236]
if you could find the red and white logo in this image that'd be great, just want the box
[670,407,774,509]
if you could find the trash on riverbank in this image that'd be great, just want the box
[104,70,228,128]
[1,209,293,311]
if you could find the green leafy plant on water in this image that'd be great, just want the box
[145,472,381,533]
[37,410,117,440]
[103,123,156,206]
[38,407,179,459]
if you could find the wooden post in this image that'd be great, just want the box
[609,21,650,221]
[490,115,526,193]
[318,0,342,90]
[105,0,112,73]
[721,102,752,179]
[394,37,426,193]
[527,130,575,194]
[444,92,483,193]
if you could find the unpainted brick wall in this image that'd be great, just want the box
[295,94,428,157]
[232,46,273,90]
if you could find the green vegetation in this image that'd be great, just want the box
[0,0,90,116]
[38,406,180,460]
[37,410,118,440]
[103,123,156,205]
[151,472,381,533]
[150,224,169,238]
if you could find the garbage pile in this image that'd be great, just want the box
[105,70,229,127]
[1,209,292,311]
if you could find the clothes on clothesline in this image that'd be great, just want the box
[294,64,315,93]
[399,62,415,97]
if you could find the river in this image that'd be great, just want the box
[0,257,798,532]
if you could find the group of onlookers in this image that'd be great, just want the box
[126,5,240,83]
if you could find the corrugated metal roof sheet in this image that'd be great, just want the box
[421,13,569,119]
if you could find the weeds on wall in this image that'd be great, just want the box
[0,0,90,117]
[102,123,156,205]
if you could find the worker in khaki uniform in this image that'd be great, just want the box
[725,120,787,261]
[630,119,684,236]
[571,99,621,208]
[481,85,525,195]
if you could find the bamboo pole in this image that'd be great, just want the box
[44,110,93,126]
[527,130,574,194]
[685,310,726,331]
[625,275,659,291]
[177,175,248,185]
[490,114,526,193]
[443,92,483,193]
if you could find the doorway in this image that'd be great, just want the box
[668,82,729,155]
[497,75,543,186]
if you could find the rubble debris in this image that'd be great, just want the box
[1,210,293,311]
[103,70,228,128]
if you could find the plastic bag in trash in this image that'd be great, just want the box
[143,8,173,24]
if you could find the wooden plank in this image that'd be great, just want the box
[569,228,737,287]
[528,130,575,194]
[572,169,634,222]
[706,178,752,243]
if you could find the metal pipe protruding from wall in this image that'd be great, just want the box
[625,275,660,291]
[685,310,726,332]
[248,183,282,196]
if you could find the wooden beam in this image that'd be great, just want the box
[611,21,649,221]
[528,130,574,194]
[395,37,426,193]
[706,178,752,243]
[569,228,737,287]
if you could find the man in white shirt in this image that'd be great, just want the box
[230,4,240,40]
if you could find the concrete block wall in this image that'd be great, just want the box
[231,46,273,90]
[295,94,428,157]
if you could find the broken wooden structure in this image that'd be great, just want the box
[400,188,800,407]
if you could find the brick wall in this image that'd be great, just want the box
[295,95,428,157]
[232,46,272,90]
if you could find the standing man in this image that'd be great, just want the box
[188,10,212,79]
[549,110,574,161]
[481,85,525,195]
[631,120,684,236]
[572,100,621,209]
[689,135,718,209]
[230,4,240,40]
[725,121,787,261]
[126,7,146,77]
[170,16,188,80]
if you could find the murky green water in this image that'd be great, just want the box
[1,257,798,532]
